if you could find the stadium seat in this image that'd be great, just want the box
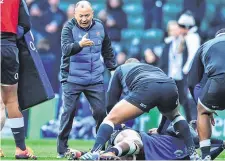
[127,16,144,29]
[166,0,183,5]
[162,3,182,29]
[221,0,225,5]
[91,0,106,4]
[221,7,225,18]
[162,15,176,30]
[123,4,143,15]
[163,3,182,18]
[121,29,143,40]
[200,19,210,33]
[59,1,106,12]
[121,29,144,51]
[59,2,71,11]
[141,28,164,48]
[123,0,140,4]
[206,0,222,6]
[92,3,106,15]
[204,3,216,22]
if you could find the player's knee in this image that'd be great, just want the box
[1,85,18,105]
[2,84,18,94]
[0,107,6,131]
[0,97,4,108]
[105,112,121,125]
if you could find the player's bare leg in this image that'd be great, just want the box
[0,93,6,157]
[80,100,143,160]
[93,99,143,151]
[197,100,213,160]
[1,84,37,159]
[0,96,6,130]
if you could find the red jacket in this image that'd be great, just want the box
[1,0,20,34]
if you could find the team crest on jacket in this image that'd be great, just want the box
[96,31,100,36]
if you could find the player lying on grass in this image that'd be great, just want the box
[79,58,199,160]
[67,123,225,160]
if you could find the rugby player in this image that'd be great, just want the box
[80,58,199,160]
[188,28,225,160]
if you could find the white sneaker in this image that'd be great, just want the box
[56,153,65,159]
[203,155,211,161]
[80,151,100,160]
[190,151,201,161]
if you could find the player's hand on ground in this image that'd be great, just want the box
[100,152,120,160]
[79,33,94,47]
[148,128,158,134]
[100,152,116,157]
[65,148,82,160]
[100,155,121,160]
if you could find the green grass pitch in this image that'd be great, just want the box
[1,139,225,160]
[1,139,94,160]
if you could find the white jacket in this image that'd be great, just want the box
[183,26,201,74]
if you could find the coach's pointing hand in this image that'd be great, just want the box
[79,33,94,47]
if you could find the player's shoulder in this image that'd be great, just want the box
[202,36,225,54]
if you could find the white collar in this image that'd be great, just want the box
[216,32,225,37]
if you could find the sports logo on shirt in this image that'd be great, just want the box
[14,73,18,80]
[174,149,184,157]
[176,99,179,106]
[140,103,147,108]
[212,105,219,109]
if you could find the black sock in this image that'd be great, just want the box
[173,118,195,156]
[201,146,211,159]
[91,122,114,152]
[11,127,26,151]
[105,147,119,156]
[200,139,211,159]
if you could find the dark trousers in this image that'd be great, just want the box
[57,82,106,154]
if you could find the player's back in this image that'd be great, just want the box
[140,132,188,160]
[120,63,175,90]
[201,35,225,77]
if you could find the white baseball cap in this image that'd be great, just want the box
[178,11,195,29]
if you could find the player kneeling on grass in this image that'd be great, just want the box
[80,58,199,160]
[67,123,225,160]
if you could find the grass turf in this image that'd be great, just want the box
[1,139,225,160]
[1,139,94,160]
